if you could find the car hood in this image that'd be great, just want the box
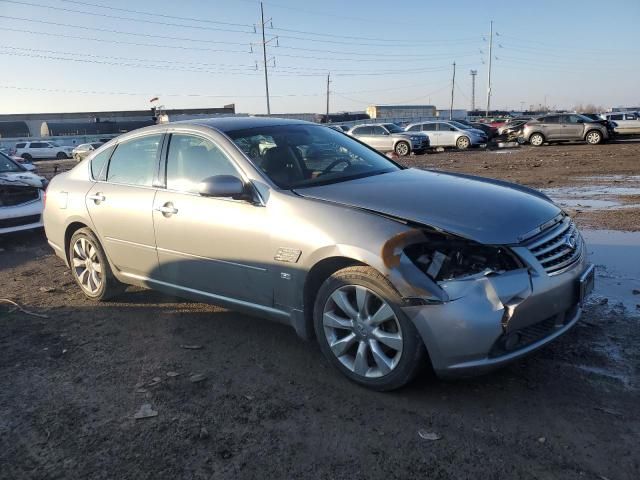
[0,171,47,188]
[294,168,561,245]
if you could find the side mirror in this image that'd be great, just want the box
[198,175,246,199]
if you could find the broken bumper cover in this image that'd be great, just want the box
[400,249,590,378]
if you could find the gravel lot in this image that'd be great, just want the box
[1,142,639,479]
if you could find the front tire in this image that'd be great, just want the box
[529,132,545,146]
[21,153,32,161]
[313,266,426,391]
[456,136,470,150]
[585,130,603,145]
[394,141,410,157]
[69,228,125,301]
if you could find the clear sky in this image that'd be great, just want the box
[0,0,639,114]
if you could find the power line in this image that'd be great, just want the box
[0,0,257,34]
[0,84,325,98]
[56,0,255,28]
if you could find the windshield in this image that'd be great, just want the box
[382,123,404,133]
[227,124,400,189]
[0,153,24,173]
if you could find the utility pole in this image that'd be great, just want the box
[449,61,456,120]
[326,73,330,119]
[260,2,271,114]
[470,69,477,112]
[485,20,493,117]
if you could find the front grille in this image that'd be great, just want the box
[0,214,41,229]
[523,217,582,275]
[0,185,40,207]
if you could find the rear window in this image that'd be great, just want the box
[15,143,26,149]
[106,135,162,187]
[90,145,115,181]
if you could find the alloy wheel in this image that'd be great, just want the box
[457,136,470,149]
[71,237,103,294]
[586,131,601,145]
[395,142,409,156]
[530,134,544,146]
[322,285,403,378]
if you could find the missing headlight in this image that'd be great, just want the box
[403,233,522,282]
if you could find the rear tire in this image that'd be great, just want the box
[585,130,603,145]
[56,152,68,159]
[69,228,126,301]
[21,153,32,160]
[529,133,545,146]
[394,141,410,157]
[313,266,427,391]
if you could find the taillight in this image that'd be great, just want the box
[42,188,47,208]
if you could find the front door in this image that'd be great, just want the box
[437,123,457,147]
[85,133,162,278]
[153,132,272,307]
[368,125,393,151]
[561,115,585,139]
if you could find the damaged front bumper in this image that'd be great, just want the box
[398,244,590,378]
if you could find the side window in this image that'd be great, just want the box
[166,134,238,193]
[353,126,371,136]
[31,142,45,148]
[407,125,420,132]
[90,145,115,181]
[566,115,583,124]
[422,124,436,132]
[544,116,559,124]
[15,143,26,149]
[106,134,162,187]
[625,113,637,120]
[610,114,623,121]
[370,126,385,135]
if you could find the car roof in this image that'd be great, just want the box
[173,116,313,132]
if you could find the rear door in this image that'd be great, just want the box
[540,115,562,140]
[421,123,438,146]
[85,132,163,278]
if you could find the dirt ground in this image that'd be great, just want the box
[1,142,639,479]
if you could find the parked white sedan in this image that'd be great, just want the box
[0,153,47,234]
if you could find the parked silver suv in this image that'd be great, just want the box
[522,114,610,146]
[348,123,429,156]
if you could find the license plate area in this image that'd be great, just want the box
[579,264,595,304]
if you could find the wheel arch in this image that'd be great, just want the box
[64,221,92,265]
[301,256,367,340]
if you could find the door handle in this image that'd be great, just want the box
[87,193,105,202]
[154,203,178,216]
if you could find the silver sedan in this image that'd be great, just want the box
[43,117,593,390]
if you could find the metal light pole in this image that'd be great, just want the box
[260,2,271,114]
[470,69,477,112]
[485,20,493,117]
[450,61,456,120]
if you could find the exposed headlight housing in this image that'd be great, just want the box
[402,231,522,282]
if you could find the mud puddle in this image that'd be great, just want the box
[582,229,640,315]
[543,183,640,210]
